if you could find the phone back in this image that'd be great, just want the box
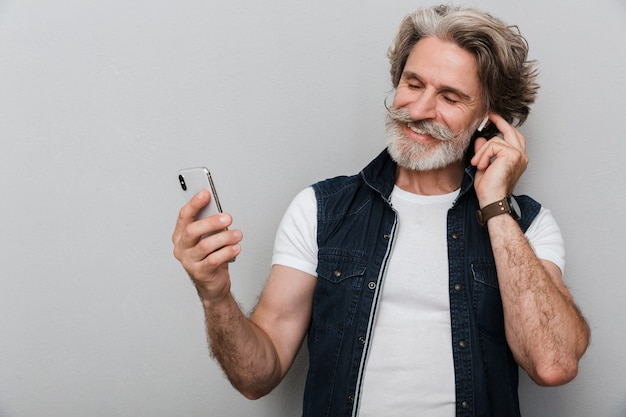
[177,167,222,220]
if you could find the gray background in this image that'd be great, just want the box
[1,0,624,416]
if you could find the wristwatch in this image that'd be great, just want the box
[476,195,521,226]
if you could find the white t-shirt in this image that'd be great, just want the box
[272,186,565,416]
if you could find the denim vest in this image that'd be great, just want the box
[304,150,541,417]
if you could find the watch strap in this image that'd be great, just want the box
[476,197,511,226]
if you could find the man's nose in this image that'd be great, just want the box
[406,90,437,120]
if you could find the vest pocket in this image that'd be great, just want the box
[313,248,367,330]
[470,258,506,340]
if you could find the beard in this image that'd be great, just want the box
[385,107,477,171]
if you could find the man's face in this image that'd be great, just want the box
[386,36,485,171]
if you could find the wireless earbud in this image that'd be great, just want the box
[477,116,489,132]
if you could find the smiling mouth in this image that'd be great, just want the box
[405,120,459,142]
[406,122,436,142]
[407,122,426,135]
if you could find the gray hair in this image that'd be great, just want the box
[388,5,539,132]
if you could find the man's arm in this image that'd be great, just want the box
[485,214,589,385]
[471,113,590,386]
[172,190,315,399]
[203,265,315,399]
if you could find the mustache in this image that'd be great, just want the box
[386,107,458,142]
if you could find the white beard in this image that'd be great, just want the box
[385,109,476,172]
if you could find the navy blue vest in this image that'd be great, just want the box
[304,149,541,417]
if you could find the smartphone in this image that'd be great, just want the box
[177,167,235,260]
[177,167,223,221]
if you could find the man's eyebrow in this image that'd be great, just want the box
[401,71,473,102]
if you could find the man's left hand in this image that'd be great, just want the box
[470,113,529,207]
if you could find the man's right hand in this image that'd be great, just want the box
[171,189,316,399]
[172,189,243,305]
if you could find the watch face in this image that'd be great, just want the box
[508,195,522,220]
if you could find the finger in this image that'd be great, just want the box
[185,230,243,276]
[201,236,243,267]
[471,136,495,169]
[475,137,521,169]
[488,113,526,151]
[180,213,234,256]
[196,226,241,258]
[182,189,212,222]
[172,190,211,244]
[472,137,488,161]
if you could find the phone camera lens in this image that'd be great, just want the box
[178,175,187,191]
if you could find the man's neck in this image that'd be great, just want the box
[394,161,465,196]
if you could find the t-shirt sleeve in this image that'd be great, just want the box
[524,207,566,273]
[271,187,319,277]
[271,190,565,277]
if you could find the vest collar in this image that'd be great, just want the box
[360,148,477,206]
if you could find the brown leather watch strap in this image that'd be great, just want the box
[476,197,510,226]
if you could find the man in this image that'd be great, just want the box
[172,5,590,416]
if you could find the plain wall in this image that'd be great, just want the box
[1,0,624,416]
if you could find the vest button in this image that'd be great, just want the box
[333,270,342,277]
[461,400,471,409]
[454,283,464,292]
[452,232,460,239]
[368,281,377,290]
[348,395,355,403]
[383,233,391,240]
[358,336,366,344]
[459,340,468,348]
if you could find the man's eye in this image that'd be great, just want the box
[443,96,458,104]
[408,83,422,90]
